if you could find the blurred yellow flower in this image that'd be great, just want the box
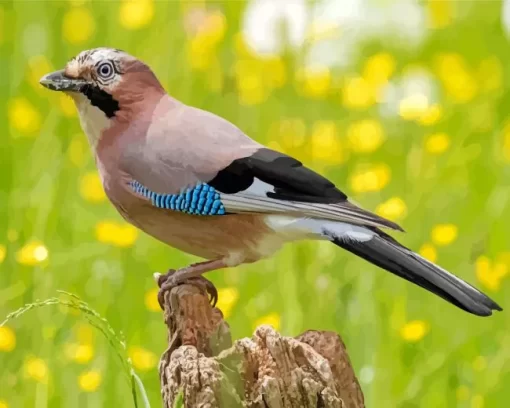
[0,327,16,352]
[216,287,239,319]
[456,385,470,401]
[310,121,345,164]
[376,197,407,221]
[417,104,442,126]
[27,55,53,91]
[472,356,487,371]
[8,97,42,135]
[119,0,154,30]
[427,0,453,29]
[399,93,429,121]
[24,357,48,383]
[95,221,139,247]
[475,256,507,292]
[0,244,6,263]
[478,57,503,92]
[342,77,375,109]
[62,7,95,44]
[269,118,306,152]
[128,346,157,372]
[79,370,101,392]
[400,320,429,342]
[237,72,267,106]
[347,119,385,153]
[187,11,226,71]
[65,343,94,364]
[254,312,281,331]
[349,164,391,194]
[471,395,484,408]
[425,132,450,155]
[431,224,458,246]
[0,400,7,408]
[59,94,76,117]
[419,243,437,263]
[264,57,286,89]
[299,66,331,99]
[145,288,161,312]
[74,323,94,344]
[16,241,49,266]
[79,171,106,203]
[363,52,396,88]
[435,53,478,103]
[68,135,88,167]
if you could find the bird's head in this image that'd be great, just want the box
[40,47,165,147]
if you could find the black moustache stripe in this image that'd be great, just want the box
[80,85,119,118]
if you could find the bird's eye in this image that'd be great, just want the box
[97,62,114,79]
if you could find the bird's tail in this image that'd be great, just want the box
[326,226,502,317]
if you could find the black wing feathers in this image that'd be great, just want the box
[209,148,347,203]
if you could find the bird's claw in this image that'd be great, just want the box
[156,269,218,310]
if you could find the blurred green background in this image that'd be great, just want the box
[1,0,510,407]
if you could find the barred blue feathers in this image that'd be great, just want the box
[130,181,226,215]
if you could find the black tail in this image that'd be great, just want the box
[332,229,502,317]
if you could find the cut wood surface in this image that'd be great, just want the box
[158,277,365,408]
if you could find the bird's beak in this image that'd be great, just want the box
[39,69,87,92]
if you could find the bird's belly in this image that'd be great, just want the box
[126,208,283,263]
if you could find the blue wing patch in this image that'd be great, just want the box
[130,181,226,215]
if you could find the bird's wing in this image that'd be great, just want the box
[120,104,402,231]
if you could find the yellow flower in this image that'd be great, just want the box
[79,370,102,392]
[0,327,16,352]
[419,243,437,263]
[435,53,478,103]
[475,256,507,292]
[347,119,385,153]
[417,104,442,126]
[269,118,306,152]
[216,287,239,319]
[24,357,48,383]
[425,133,450,155]
[8,97,42,135]
[264,57,286,89]
[472,356,487,372]
[427,0,453,29]
[95,221,139,247]
[145,288,161,312]
[79,171,106,203]
[456,385,470,401]
[128,346,157,372]
[74,323,94,344]
[237,72,268,106]
[363,52,396,87]
[254,312,281,331]
[299,66,331,99]
[349,164,391,194]
[27,55,53,91]
[376,197,407,221]
[62,7,95,44]
[119,0,154,30]
[65,343,94,364]
[59,94,76,117]
[310,121,345,164]
[16,241,49,266]
[342,77,375,109]
[400,320,429,342]
[399,93,429,121]
[0,244,6,263]
[478,57,502,93]
[471,395,484,408]
[68,135,88,167]
[0,400,7,408]
[431,224,458,246]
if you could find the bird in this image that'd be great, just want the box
[39,47,501,317]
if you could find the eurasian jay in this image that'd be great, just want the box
[40,48,501,317]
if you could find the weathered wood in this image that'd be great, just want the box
[158,277,365,408]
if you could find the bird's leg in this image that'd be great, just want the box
[156,259,227,309]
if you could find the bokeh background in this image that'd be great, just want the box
[1,0,510,406]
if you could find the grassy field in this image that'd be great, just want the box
[1,0,510,407]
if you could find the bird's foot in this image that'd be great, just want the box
[155,268,218,310]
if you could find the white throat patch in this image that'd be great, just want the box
[70,93,111,148]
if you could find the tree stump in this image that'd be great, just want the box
[158,277,365,408]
